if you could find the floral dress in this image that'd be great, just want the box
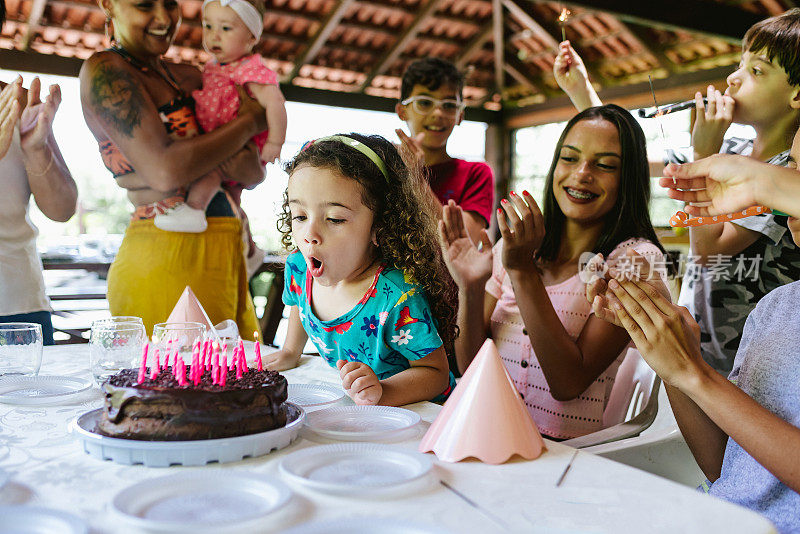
[282,252,455,400]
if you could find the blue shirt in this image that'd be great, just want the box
[282,252,454,400]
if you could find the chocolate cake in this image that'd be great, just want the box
[98,367,288,441]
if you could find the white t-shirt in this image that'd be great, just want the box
[0,131,50,315]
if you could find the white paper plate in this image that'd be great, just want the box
[281,517,450,534]
[288,384,345,409]
[112,471,291,533]
[0,505,88,534]
[280,443,433,495]
[0,375,92,405]
[304,406,420,442]
[70,403,304,467]
[0,467,8,490]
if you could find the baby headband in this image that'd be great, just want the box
[304,135,390,181]
[202,0,263,40]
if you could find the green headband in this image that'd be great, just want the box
[311,135,390,181]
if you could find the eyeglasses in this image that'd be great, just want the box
[401,96,465,116]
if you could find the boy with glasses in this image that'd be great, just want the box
[396,58,494,244]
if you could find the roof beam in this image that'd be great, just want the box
[501,0,559,48]
[285,0,356,82]
[455,22,493,69]
[535,0,763,43]
[617,20,677,74]
[492,0,504,94]
[21,0,48,50]
[357,0,447,92]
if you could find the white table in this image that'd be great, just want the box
[0,346,776,533]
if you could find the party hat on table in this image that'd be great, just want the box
[167,286,217,337]
[419,339,545,464]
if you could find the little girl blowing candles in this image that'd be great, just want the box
[154,0,287,233]
[266,133,457,406]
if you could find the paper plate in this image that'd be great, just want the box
[304,406,420,442]
[70,403,304,467]
[112,471,291,533]
[0,505,88,534]
[288,384,345,410]
[279,443,432,495]
[0,467,8,490]
[0,375,93,405]
[281,517,450,534]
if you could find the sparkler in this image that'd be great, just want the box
[638,97,709,118]
[646,75,674,185]
[558,7,571,42]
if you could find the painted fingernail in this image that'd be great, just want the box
[497,208,503,215]
[523,190,530,196]
[509,191,517,197]
[501,199,508,204]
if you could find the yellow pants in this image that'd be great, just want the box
[107,217,260,340]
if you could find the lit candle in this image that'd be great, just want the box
[137,343,149,384]
[254,331,263,371]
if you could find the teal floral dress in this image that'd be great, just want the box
[282,252,454,401]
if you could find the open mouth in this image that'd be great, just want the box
[425,125,446,132]
[309,256,324,277]
[565,187,599,201]
[147,28,170,38]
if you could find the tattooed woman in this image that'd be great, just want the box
[80,0,267,336]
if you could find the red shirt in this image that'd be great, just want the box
[427,158,494,225]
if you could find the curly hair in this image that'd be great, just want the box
[278,133,458,353]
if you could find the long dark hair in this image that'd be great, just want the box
[537,104,665,263]
[279,133,458,352]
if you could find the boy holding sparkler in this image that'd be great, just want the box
[554,9,800,374]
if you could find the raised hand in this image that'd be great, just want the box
[19,78,60,154]
[438,199,493,289]
[662,156,762,217]
[552,41,601,111]
[691,85,735,159]
[395,128,425,168]
[0,79,23,160]
[496,190,543,273]
[337,359,382,405]
[259,141,282,164]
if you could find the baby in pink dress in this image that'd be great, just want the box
[154,0,287,234]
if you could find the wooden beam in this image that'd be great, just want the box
[537,0,763,43]
[501,0,559,49]
[504,63,734,128]
[493,0,504,93]
[22,0,48,50]
[357,0,447,92]
[285,0,356,82]
[618,20,677,74]
[455,22,493,69]
[505,54,548,95]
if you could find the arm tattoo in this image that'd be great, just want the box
[90,62,147,138]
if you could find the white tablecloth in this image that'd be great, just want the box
[0,346,776,533]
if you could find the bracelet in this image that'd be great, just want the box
[25,150,54,177]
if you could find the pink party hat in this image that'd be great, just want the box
[419,339,545,464]
[166,286,215,333]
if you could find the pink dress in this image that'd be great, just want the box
[193,54,277,157]
[485,237,666,439]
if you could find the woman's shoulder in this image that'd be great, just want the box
[80,50,131,78]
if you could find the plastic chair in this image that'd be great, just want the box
[562,348,661,449]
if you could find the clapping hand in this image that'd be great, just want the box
[0,78,23,160]
[19,77,61,154]
[584,249,670,328]
[438,199,493,289]
[395,128,425,168]
[496,191,543,273]
[337,360,382,405]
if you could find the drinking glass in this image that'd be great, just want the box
[88,321,146,385]
[152,322,206,367]
[0,323,43,376]
[92,316,144,327]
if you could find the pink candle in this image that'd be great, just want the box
[154,348,161,371]
[137,343,149,384]
[220,355,228,387]
[150,348,160,380]
[254,331,263,371]
[238,338,247,372]
[177,356,187,386]
[202,339,211,370]
[166,339,173,368]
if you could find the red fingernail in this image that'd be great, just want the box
[509,191,517,197]
[497,208,502,215]
[501,199,508,204]
[523,190,530,196]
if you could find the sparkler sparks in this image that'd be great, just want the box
[558,7,571,42]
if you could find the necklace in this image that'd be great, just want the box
[110,45,185,97]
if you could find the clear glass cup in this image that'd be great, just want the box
[92,316,144,327]
[0,323,43,376]
[152,322,206,367]
[88,321,146,386]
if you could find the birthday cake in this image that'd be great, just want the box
[98,367,288,441]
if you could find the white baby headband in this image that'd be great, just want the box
[202,0,263,40]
